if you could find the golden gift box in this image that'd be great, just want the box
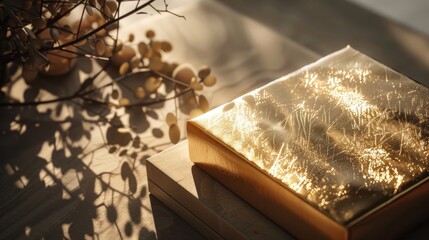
[187,47,429,239]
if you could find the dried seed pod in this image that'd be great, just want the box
[119,62,130,76]
[146,30,155,39]
[198,66,211,79]
[95,39,105,55]
[128,33,135,42]
[138,42,147,56]
[165,112,177,126]
[119,98,130,107]
[134,87,146,99]
[172,64,196,87]
[190,108,204,119]
[203,74,217,87]
[161,41,172,52]
[198,95,210,112]
[111,45,135,66]
[111,89,119,99]
[169,124,180,144]
[145,77,162,92]
[190,78,203,91]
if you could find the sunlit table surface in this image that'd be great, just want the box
[1,0,429,239]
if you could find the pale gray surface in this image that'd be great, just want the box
[350,0,429,36]
[216,0,429,87]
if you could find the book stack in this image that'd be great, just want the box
[187,47,429,239]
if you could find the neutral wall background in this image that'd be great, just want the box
[350,0,429,36]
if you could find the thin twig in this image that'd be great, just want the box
[42,0,156,51]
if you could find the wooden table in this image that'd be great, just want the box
[1,1,429,239]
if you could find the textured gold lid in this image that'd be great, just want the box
[190,46,429,225]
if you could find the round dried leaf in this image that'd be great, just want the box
[103,6,113,19]
[190,108,204,119]
[50,28,60,41]
[151,41,162,52]
[160,41,172,52]
[106,0,118,13]
[119,98,130,107]
[169,124,180,144]
[95,39,105,55]
[172,64,196,87]
[146,30,155,39]
[86,5,94,16]
[111,89,119,99]
[145,77,162,92]
[128,33,135,43]
[165,112,177,126]
[143,48,153,59]
[119,62,130,76]
[134,87,146,99]
[203,74,217,87]
[149,58,163,72]
[198,95,210,112]
[138,42,147,56]
[198,66,211,79]
[186,96,197,105]
[111,45,136,66]
[190,78,203,91]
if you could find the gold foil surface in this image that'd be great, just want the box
[190,47,429,225]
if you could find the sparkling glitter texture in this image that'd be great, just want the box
[191,47,429,224]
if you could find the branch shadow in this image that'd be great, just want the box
[0,63,163,239]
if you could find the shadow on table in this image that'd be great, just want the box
[0,60,160,239]
[149,195,205,240]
